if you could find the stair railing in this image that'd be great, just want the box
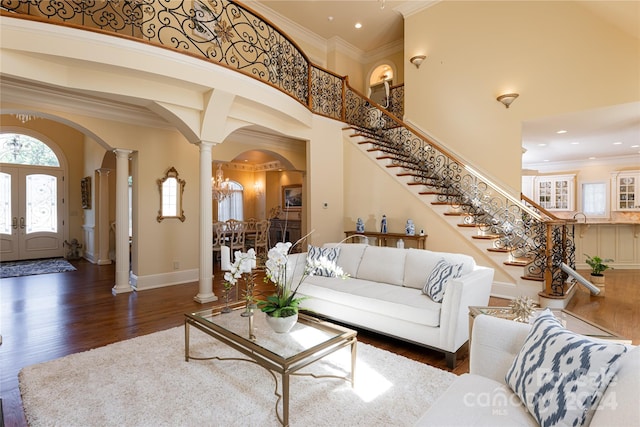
[1,0,576,297]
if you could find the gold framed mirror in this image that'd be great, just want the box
[157,167,186,222]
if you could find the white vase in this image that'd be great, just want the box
[265,312,298,333]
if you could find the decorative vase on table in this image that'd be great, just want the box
[265,313,298,334]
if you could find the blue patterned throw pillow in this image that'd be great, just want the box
[505,309,628,427]
[306,245,341,277]
[422,258,463,303]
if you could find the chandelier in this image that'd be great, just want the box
[212,163,232,201]
[12,113,38,123]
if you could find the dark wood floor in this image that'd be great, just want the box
[1,260,637,427]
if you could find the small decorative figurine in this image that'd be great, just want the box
[396,239,405,249]
[509,296,538,323]
[63,238,83,260]
[381,215,387,233]
[405,219,415,236]
[419,229,425,236]
[356,217,365,233]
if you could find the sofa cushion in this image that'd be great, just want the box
[423,258,463,303]
[297,276,442,327]
[590,346,640,426]
[414,373,536,426]
[403,248,475,289]
[306,245,341,277]
[505,310,628,427]
[356,246,406,286]
[322,243,367,277]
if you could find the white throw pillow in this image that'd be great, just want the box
[422,258,463,302]
[306,245,341,277]
[505,309,628,427]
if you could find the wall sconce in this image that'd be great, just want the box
[410,55,427,69]
[253,181,263,196]
[497,93,519,109]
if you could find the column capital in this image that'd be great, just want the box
[113,148,133,159]
[198,140,219,150]
[96,168,111,176]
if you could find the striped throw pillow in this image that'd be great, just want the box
[422,258,463,302]
[506,309,628,427]
[306,245,341,277]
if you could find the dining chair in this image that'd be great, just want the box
[226,219,246,257]
[252,219,270,265]
[212,221,228,265]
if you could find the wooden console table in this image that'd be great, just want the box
[344,231,427,249]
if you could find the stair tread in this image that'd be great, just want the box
[504,261,530,266]
[472,234,501,239]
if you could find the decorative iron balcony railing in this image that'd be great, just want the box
[1,0,576,297]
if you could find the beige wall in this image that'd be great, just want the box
[404,1,640,193]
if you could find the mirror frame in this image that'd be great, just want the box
[157,166,186,222]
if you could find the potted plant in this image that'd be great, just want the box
[584,254,613,287]
[258,240,347,333]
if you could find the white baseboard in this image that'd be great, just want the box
[130,269,199,291]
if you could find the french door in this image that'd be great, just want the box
[0,165,65,261]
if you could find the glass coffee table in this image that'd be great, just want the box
[185,306,357,426]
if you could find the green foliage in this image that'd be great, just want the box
[257,293,306,318]
[584,254,613,276]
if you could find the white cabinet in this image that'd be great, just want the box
[533,175,575,211]
[612,171,640,211]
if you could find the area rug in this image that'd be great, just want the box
[0,258,76,278]
[19,325,456,426]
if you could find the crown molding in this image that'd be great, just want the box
[364,38,404,63]
[524,154,640,173]
[245,1,328,60]
[394,0,440,18]
[1,77,173,130]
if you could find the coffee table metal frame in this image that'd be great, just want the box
[185,308,357,426]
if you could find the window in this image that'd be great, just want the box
[582,182,607,217]
[0,133,59,166]
[217,181,243,221]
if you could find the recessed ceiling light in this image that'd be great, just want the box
[588,156,596,160]
[327,16,334,22]
[632,145,640,148]
[543,159,550,162]
[556,130,567,134]
[355,22,362,29]
[613,142,622,145]
[571,142,579,145]
[537,143,547,146]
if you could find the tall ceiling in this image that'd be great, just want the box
[254,0,640,168]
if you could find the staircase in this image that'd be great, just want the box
[340,95,579,306]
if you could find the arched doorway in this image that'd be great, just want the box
[0,133,66,261]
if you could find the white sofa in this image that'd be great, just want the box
[416,314,639,426]
[289,243,494,368]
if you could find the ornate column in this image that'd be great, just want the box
[96,168,112,265]
[194,141,218,303]
[112,149,133,295]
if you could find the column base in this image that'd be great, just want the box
[194,293,218,304]
[112,285,133,295]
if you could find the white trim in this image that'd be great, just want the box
[130,268,199,291]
